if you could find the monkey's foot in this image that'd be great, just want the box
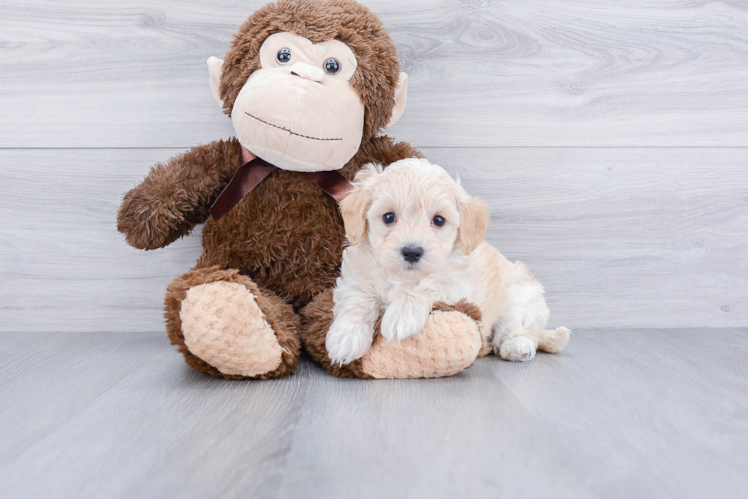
[360,305,482,379]
[165,267,300,379]
[180,281,284,377]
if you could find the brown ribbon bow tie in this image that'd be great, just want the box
[210,146,353,221]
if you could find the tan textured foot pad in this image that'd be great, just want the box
[360,310,482,379]
[180,281,283,377]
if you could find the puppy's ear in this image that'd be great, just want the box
[458,197,489,254]
[339,184,370,245]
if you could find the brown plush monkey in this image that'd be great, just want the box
[117,0,484,379]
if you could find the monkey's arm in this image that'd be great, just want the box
[117,139,240,250]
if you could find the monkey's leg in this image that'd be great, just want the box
[165,266,300,379]
[300,290,483,379]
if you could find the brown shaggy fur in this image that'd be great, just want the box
[433,300,483,323]
[117,139,240,251]
[300,292,483,378]
[116,0,424,378]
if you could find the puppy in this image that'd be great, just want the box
[326,158,570,366]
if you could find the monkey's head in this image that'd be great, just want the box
[207,0,408,172]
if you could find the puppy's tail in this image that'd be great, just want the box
[537,326,571,353]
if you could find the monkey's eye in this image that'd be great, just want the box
[276,48,292,64]
[324,58,341,75]
[432,215,446,227]
[383,212,396,224]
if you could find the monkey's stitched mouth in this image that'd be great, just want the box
[245,112,343,142]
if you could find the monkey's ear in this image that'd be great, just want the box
[386,72,408,128]
[458,197,489,254]
[339,184,371,246]
[207,57,224,107]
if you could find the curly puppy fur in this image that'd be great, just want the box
[118,0,423,378]
[328,158,570,365]
[300,289,373,379]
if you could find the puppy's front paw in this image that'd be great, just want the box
[326,319,374,366]
[497,336,537,362]
[381,300,429,342]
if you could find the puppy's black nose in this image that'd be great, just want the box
[401,246,424,263]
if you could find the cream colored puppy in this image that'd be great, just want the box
[326,158,570,366]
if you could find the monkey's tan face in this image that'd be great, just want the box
[229,33,365,172]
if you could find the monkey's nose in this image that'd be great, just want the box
[289,62,325,82]
[401,246,424,264]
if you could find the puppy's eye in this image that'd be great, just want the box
[276,48,292,64]
[383,213,396,224]
[432,215,446,227]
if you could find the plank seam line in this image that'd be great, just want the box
[3,146,748,151]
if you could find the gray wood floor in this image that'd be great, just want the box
[1,329,747,498]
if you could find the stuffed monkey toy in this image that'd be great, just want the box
[117,0,484,380]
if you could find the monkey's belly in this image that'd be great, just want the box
[198,170,346,307]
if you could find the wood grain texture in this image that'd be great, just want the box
[1,0,747,147]
[1,147,746,332]
[436,147,748,329]
[1,329,747,497]
[0,332,310,498]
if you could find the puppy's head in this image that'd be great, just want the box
[340,158,489,279]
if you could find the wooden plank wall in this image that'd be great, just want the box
[1,0,747,331]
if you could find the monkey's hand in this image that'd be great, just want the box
[117,140,238,250]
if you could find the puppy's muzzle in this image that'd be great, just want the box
[401,245,424,264]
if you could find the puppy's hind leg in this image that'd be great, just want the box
[491,263,569,361]
[496,324,570,360]
[492,277,570,361]
[537,326,571,354]
[492,314,538,362]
